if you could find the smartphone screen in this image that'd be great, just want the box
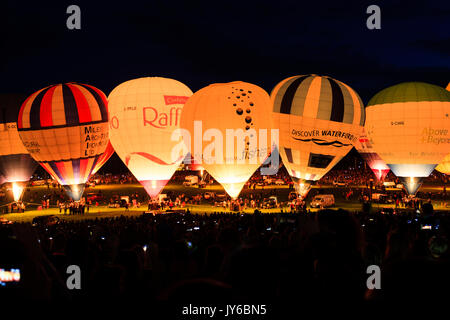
[0,268,21,287]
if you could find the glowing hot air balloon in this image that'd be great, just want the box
[0,94,39,201]
[180,81,275,199]
[18,83,109,200]
[435,83,450,175]
[0,94,38,183]
[108,77,193,198]
[354,128,390,181]
[271,75,365,197]
[436,154,450,175]
[91,141,114,175]
[365,82,450,194]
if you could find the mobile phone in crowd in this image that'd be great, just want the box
[0,268,21,287]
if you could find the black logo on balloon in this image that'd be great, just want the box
[292,137,352,148]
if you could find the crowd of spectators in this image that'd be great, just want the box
[1,207,449,305]
[89,173,137,185]
[3,166,447,215]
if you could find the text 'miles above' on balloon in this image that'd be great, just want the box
[17,83,109,201]
[180,81,276,199]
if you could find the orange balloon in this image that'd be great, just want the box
[180,82,275,199]
[0,94,38,183]
[436,154,450,175]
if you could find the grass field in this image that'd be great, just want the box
[0,182,448,222]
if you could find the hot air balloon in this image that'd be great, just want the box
[91,141,114,175]
[108,77,193,198]
[18,83,109,200]
[271,75,365,197]
[365,82,450,194]
[354,128,390,181]
[436,154,450,175]
[180,81,275,199]
[0,94,39,201]
[435,83,450,175]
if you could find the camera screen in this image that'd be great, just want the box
[0,268,21,287]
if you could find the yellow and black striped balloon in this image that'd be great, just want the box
[271,74,364,196]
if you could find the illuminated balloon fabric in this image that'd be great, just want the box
[365,82,450,194]
[108,77,193,198]
[0,94,38,183]
[354,128,390,181]
[434,83,450,175]
[180,82,274,199]
[436,154,450,175]
[271,75,365,196]
[17,83,109,200]
[91,141,114,175]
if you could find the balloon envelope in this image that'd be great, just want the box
[354,128,390,181]
[18,83,109,200]
[91,141,114,175]
[108,77,193,198]
[0,94,38,183]
[435,83,450,175]
[436,154,450,175]
[271,75,365,196]
[365,82,450,194]
[180,81,274,199]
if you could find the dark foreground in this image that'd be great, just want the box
[1,208,450,315]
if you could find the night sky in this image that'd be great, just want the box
[2,0,449,99]
[1,0,449,174]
